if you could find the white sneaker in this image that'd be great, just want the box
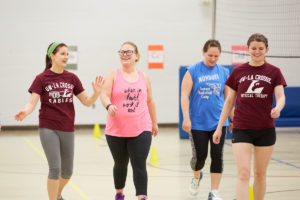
[208,190,222,200]
[189,172,203,196]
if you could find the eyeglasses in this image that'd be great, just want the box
[118,50,135,56]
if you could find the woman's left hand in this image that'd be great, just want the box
[271,107,280,118]
[152,123,158,137]
[92,76,104,94]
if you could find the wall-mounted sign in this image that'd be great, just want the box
[66,45,78,70]
[231,45,248,65]
[148,45,164,69]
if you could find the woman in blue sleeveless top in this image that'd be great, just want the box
[181,39,233,200]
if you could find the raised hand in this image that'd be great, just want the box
[92,76,104,94]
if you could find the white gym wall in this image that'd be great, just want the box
[1,0,299,126]
[0,0,213,126]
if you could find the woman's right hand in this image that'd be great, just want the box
[14,93,40,122]
[14,110,27,121]
[182,118,191,133]
[107,105,117,117]
[213,129,222,144]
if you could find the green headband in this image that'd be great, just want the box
[47,42,62,58]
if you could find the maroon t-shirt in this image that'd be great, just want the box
[226,62,287,130]
[29,69,84,132]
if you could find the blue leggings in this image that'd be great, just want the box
[39,128,74,180]
[106,131,152,196]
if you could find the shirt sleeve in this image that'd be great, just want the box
[225,68,238,91]
[28,76,43,95]
[73,74,85,95]
[274,68,287,87]
[223,67,230,80]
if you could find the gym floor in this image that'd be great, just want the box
[0,126,299,200]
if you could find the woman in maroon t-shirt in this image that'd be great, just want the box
[213,33,286,200]
[14,42,103,200]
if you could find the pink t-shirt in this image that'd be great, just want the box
[29,69,84,132]
[226,62,286,130]
[105,69,152,137]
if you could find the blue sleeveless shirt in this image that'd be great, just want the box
[188,61,229,131]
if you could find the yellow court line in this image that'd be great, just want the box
[23,137,90,200]
[23,137,47,162]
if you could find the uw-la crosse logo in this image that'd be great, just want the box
[49,89,72,98]
[245,80,264,94]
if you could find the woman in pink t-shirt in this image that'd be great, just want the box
[15,42,103,200]
[213,33,286,200]
[100,41,158,200]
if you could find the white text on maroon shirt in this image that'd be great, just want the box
[45,82,74,104]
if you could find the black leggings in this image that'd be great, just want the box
[106,131,152,196]
[190,127,226,173]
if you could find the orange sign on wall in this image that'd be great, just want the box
[148,45,164,69]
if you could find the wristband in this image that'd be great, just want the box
[106,104,112,110]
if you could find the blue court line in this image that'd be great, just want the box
[224,142,233,147]
[270,157,300,169]
[224,142,300,170]
[267,188,300,194]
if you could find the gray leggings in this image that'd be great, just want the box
[39,128,74,180]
